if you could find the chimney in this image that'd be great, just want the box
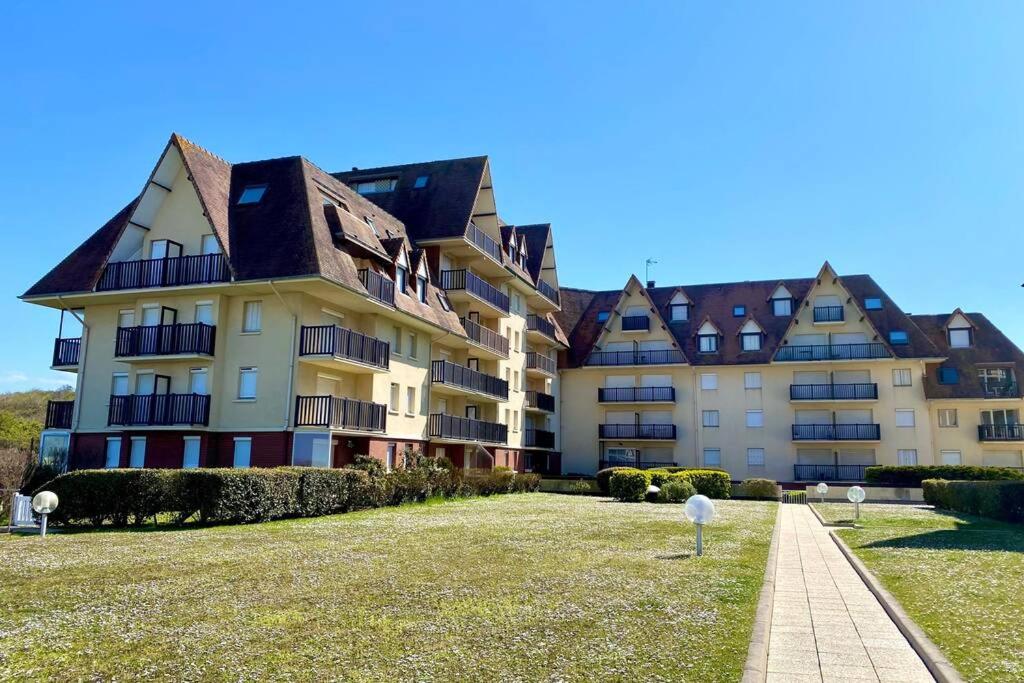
[646,280,656,289]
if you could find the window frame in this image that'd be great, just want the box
[771,298,793,316]
[864,297,883,310]
[237,184,267,205]
[889,330,909,345]
[389,383,400,414]
[937,408,958,428]
[702,410,720,428]
[746,410,764,428]
[740,333,762,352]
[703,448,721,467]
[233,437,252,468]
[747,448,766,466]
[895,409,916,428]
[241,300,262,333]
[744,372,762,389]
[700,373,718,390]
[892,368,912,387]
[238,367,258,400]
[732,305,746,317]
[698,334,719,353]
[182,436,201,469]
[897,449,918,466]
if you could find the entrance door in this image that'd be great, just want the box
[466,405,478,420]
[467,358,479,372]
[201,234,221,255]
[195,303,214,325]
[189,369,208,395]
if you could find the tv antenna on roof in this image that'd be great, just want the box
[645,258,658,286]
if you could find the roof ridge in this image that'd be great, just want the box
[334,155,489,175]
[171,132,232,166]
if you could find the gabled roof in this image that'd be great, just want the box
[517,223,553,284]
[943,308,976,329]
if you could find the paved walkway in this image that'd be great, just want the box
[766,505,934,683]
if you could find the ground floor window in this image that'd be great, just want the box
[292,432,332,468]
[39,431,70,470]
[182,437,201,469]
[386,443,396,472]
[703,448,721,467]
[129,437,146,468]
[897,449,918,465]
[940,449,962,465]
[105,437,121,469]
[233,437,252,468]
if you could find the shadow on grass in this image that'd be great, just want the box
[656,552,694,560]
[858,518,1024,553]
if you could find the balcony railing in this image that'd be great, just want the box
[525,390,555,412]
[108,394,211,426]
[439,269,510,313]
[115,323,216,358]
[599,424,677,440]
[598,386,676,403]
[585,349,686,366]
[792,424,880,441]
[978,424,1024,441]
[813,306,845,323]
[789,383,878,401]
[793,464,868,481]
[537,279,560,306]
[465,222,503,263]
[775,343,889,362]
[45,400,74,429]
[621,315,650,331]
[294,395,387,431]
[358,269,396,306]
[52,337,81,367]
[526,314,557,341]
[97,253,229,291]
[430,360,508,400]
[428,413,507,444]
[523,429,555,449]
[525,351,557,376]
[460,317,509,357]
[981,382,1020,399]
[299,325,389,369]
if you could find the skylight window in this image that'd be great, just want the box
[597,311,610,323]
[733,305,746,317]
[353,178,397,194]
[864,297,883,310]
[364,216,379,236]
[413,175,429,189]
[237,185,267,205]
[889,330,909,345]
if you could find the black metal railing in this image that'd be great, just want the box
[108,394,211,426]
[775,343,889,362]
[460,317,509,357]
[97,253,229,291]
[430,360,508,400]
[52,337,81,366]
[115,323,216,357]
[526,314,557,341]
[621,315,650,331]
[358,269,396,306]
[978,424,1024,441]
[599,459,677,471]
[981,382,1021,399]
[585,349,686,366]
[524,429,555,449]
[789,383,878,401]
[45,400,74,429]
[598,386,676,402]
[813,306,845,323]
[598,424,677,440]
[793,464,868,481]
[792,424,881,441]
[526,351,557,375]
[299,325,389,369]
[439,269,510,313]
[525,390,556,412]
[294,395,387,431]
[537,279,560,306]
[428,413,507,444]
[465,222,503,263]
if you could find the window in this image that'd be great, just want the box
[895,409,916,427]
[733,305,746,317]
[392,326,403,355]
[513,410,519,432]
[892,369,912,387]
[408,333,418,359]
[772,298,793,316]
[389,383,400,413]
[111,372,129,396]
[702,410,720,427]
[513,371,520,391]
[741,333,762,351]
[406,387,416,415]
[385,443,396,472]
[513,294,522,314]
[703,448,721,467]
[417,276,428,303]
[504,408,510,425]
[353,178,397,194]
[237,185,267,204]
[292,433,331,468]
[597,311,610,323]
[413,175,429,189]
[746,410,764,428]
[242,301,262,332]
[981,409,1020,426]
[670,304,689,321]
[233,438,252,468]
[938,408,958,427]
[104,438,121,469]
[195,302,214,325]
[514,331,520,350]
[698,334,718,353]
[948,328,972,348]
[864,297,882,310]
[889,330,909,345]
[396,266,407,293]
[238,367,258,399]
[747,448,765,466]
[897,449,918,466]
[183,437,201,469]
[700,373,718,390]
[978,367,1015,396]
[129,437,146,468]
[744,372,762,389]
[938,367,959,384]
[118,309,135,328]
[940,450,962,466]
[505,368,511,383]
[364,216,379,236]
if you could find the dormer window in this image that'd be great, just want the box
[733,305,746,317]
[237,185,267,205]
[352,178,397,194]
[741,333,762,352]
[938,367,959,385]
[364,216,379,236]
[396,265,407,293]
[699,334,718,353]
[771,298,792,316]
[670,303,689,321]
[417,275,428,303]
[949,327,972,348]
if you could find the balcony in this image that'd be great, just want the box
[585,349,686,366]
[523,429,556,449]
[793,464,868,482]
[52,337,81,369]
[525,390,555,413]
[430,360,508,400]
[428,413,507,444]
[599,423,677,440]
[460,317,509,359]
[789,383,878,401]
[358,269,396,307]
[775,343,890,362]
[978,424,1024,441]
[108,393,211,426]
[598,386,676,403]
[621,315,650,332]
[439,269,509,315]
[294,395,387,432]
[813,306,845,323]
[97,253,229,291]
[465,222,503,264]
[981,382,1020,399]
[45,400,74,429]
[115,323,216,359]
[526,314,558,343]
[537,279,560,307]
[791,424,880,441]
[298,325,389,371]
[525,351,557,377]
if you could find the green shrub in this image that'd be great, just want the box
[348,454,385,476]
[657,478,696,503]
[460,469,516,496]
[609,469,650,502]
[37,469,178,527]
[513,473,542,493]
[866,465,1024,487]
[647,469,672,487]
[596,467,628,495]
[669,469,731,499]
[739,478,779,500]
[923,479,1024,522]
[568,479,593,495]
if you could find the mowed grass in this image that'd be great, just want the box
[0,494,776,682]
[829,503,1024,682]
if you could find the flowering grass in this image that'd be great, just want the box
[832,503,1024,682]
[0,494,776,681]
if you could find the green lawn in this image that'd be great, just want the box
[829,503,1024,682]
[0,494,777,681]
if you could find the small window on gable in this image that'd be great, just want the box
[413,175,429,189]
[864,297,883,310]
[889,330,909,345]
[772,298,792,316]
[417,276,428,303]
[948,327,972,348]
[597,311,610,323]
[733,305,746,317]
[670,303,689,321]
[699,334,718,353]
[741,333,762,352]
[938,367,959,385]
[238,185,267,205]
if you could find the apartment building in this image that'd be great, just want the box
[25,134,565,474]
[555,263,1024,482]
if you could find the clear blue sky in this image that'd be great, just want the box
[2,1,1022,392]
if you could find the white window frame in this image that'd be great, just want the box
[104,437,121,469]
[746,410,764,428]
[940,449,962,466]
[408,333,418,360]
[702,410,720,428]
[389,383,400,413]
[938,408,958,428]
[895,409,916,428]
[772,298,792,316]
[892,368,912,387]
[129,436,146,468]
[897,449,918,466]
[948,328,971,348]
[703,448,721,467]
[700,373,718,390]
[242,301,262,333]
[182,436,201,469]
[747,448,765,466]
[237,367,258,400]
[233,437,252,468]
[406,386,416,416]
[744,372,762,389]
[741,333,762,352]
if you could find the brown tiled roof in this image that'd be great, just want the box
[517,223,553,284]
[499,225,534,284]
[840,274,941,359]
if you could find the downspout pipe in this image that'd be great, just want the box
[269,281,298,431]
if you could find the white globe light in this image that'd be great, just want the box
[684,494,715,525]
[847,486,866,504]
[816,482,829,496]
[32,491,59,514]
[647,485,661,495]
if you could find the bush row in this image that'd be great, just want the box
[922,479,1024,523]
[606,468,732,502]
[866,465,1024,487]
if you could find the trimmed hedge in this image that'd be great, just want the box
[674,470,731,499]
[609,469,650,502]
[866,465,1024,487]
[595,467,624,495]
[739,478,780,500]
[657,478,696,503]
[606,467,732,502]
[923,479,1024,523]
